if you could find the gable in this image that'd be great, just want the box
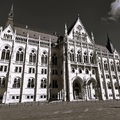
[1,25,14,40]
[67,17,93,44]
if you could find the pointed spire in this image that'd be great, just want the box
[78,14,80,19]
[65,23,68,36]
[9,4,14,18]
[5,4,14,28]
[91,32,95,43]
[106,34,115,54]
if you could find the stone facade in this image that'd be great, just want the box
[0,5,120,104]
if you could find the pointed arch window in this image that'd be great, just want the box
[16,48,24,62]
[52,53,57,65]
[85,68,89,74]
[84,52,88,63]
[29,49,36,63]
[40,78,46,88]
[107,81,112,89]
[27,78,35,88]
[114,82,118,89]
[104,60,108,71]
[117,62,120,72]
[110,61,114,71]
[90,52,94,64]
[1,46,10,60]
[41,51,47,65]
[70,49,74,62]
[77,50,81,63]
[79,67,82,73]
[12,77,21,88]
[0,77,5,88]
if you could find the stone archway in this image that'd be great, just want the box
[87,78,97,100]
[72,77,83,100]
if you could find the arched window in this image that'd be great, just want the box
[104,60,108,71]
[77,50,81,63]
[92,69,95,74]
[107,81,112,89]
[12,77,21,88]
[0,77,5,88]
[1,46,10,60]
[90,53,94,64]
[27,78,34,88]
[29,49,36,63]
[16,48,24,62]
[99,62,101,70]
[41,51,47,65]
[114,82,118,89]
[85,69,89,74]
[70,49,74,62]
[110,61,114,71]
[79,68,82,73]
[52,53,57,65]
[117,62,120,72]
[84,52,88,63]
[40,78,46,88]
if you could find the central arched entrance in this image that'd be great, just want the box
[73,80,83,100]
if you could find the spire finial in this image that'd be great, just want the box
[9,4,14,18]
[65,23,68,36]
[91,32,95,43]
[78,14,80,19]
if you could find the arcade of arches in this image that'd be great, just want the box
[72,77,97,100]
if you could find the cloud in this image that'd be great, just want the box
[102,0,120,22]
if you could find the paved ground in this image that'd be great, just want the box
[0,100,120,120]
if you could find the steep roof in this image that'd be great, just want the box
[14,24,58,43]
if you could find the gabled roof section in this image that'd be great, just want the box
[67,15,94,44]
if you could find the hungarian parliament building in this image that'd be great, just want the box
[0,5,120,104]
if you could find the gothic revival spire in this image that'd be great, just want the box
[6,4,14,28]
[91,32,95,43]
[65,23,68,36]
[106,34,115,54]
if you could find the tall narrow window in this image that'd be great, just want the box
[29,49,36,63]
[41,51,47,65]
[12,77,21,88]
[27,78,35,88]
[1,46,10,60]
[52,53,57,65]
[84,52,88,63]
[0,77,5,88]
[52,80,58,88]
[90,53,94,64]
[40,78,46,88]
[110,61,114,71]
[117,62,120,72]
[104,60,108,71]
[77,50,81,63]
[107,81,112,89]
[70,49,74,62]
[16,48,24,62]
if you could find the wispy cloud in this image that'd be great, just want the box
[102,0,120,22]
